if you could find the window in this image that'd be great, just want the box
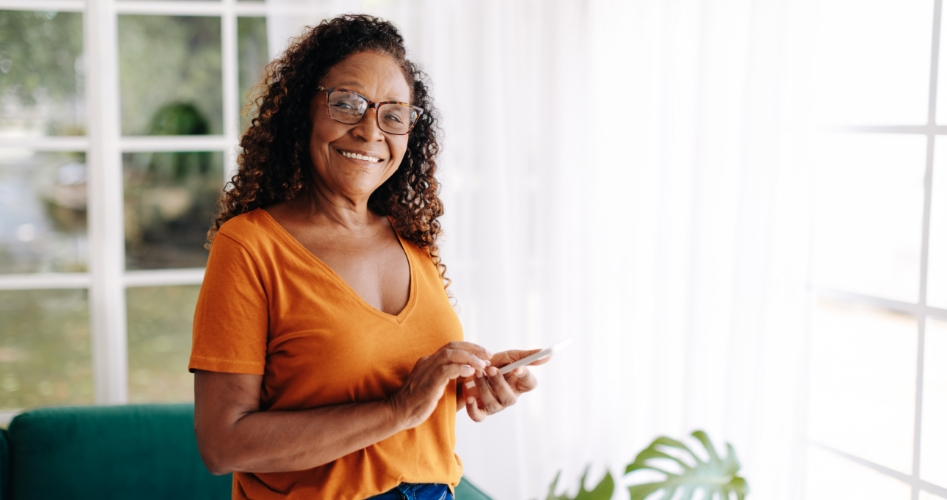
[807,0,947,498]
[0,0,272,416]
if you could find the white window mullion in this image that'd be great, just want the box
[85,0,128,405]
[119,135,231,152]
[114,0,223,16]
[0,273,91,290]
[124,268,205,288]
[0,0,84,12]
[0,137,89,150]
[912,0,941,498]
[222,0,240,182]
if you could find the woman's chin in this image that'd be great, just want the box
[332,181,387,202]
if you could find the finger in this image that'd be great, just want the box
[443,342,493,361]
[465,396,487,422]
[527,353,553,366]
[491,349,553,368]
[507,367,539,393]
[475,368,504,414]
[437,348,490,370]
[436,363,476,382]
[487,366,518,407]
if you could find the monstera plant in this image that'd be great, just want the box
[544,467,615,500]
[542,430,748,500]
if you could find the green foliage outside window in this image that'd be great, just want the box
[0,11,83,107]
[0,10,84,135]
[118,15,223,136]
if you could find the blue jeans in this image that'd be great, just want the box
[366,483,452,500]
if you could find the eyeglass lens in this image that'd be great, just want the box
[326,90,418,135]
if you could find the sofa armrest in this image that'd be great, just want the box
[456,477,492,500]
[1,427,9,500]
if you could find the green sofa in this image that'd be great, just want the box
[0,404,491,500]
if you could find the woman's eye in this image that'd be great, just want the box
[384,113,405,124]
[331,101,356,110]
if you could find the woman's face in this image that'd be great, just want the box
[308,51,412,204]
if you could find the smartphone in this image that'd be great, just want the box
[465,338,572,389]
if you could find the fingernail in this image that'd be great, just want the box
[467,397,475,405]
[485,351,493,359]
[476,369,483,378]
[488,367,498,376]
[515,367,527,378]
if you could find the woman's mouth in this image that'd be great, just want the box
[338,149,383,163]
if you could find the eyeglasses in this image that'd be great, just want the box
[316,86,423,135]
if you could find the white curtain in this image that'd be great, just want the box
[266,1,816,498]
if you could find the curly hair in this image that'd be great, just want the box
[207,14,449,288]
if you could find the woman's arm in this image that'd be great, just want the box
[194,342,490,475]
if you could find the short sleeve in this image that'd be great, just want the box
[189,232,268,375]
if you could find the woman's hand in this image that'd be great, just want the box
[462,349,551,422]
[387,341,492,429]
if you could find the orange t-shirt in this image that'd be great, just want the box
[188,209,464,499]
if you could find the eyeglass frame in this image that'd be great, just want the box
[315,86,424,135]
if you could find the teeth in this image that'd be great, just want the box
[340,150,381,162]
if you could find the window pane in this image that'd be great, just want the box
[0,10,85,137]
[123,151,222,270]
[127,285,198,403]
[807,297,917,475]
[920,318,947,488]
[238,16,269,133]
[813,134,926,302]
[0,289,92,410]
[929,138,947,309]
[814,0,931,125]
[118,15,223,136]
[0,150,88,273]
[805,446,911,500]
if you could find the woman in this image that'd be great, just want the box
[189,15,547,500]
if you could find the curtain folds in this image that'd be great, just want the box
[266,1,816,498]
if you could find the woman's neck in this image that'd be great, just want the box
[293,184,381,233]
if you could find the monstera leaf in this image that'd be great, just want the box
[624,430,748,500]
[544,466,615,500]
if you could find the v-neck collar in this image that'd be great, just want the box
[254,209,418,325]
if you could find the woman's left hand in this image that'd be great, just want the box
[461,349,551,422]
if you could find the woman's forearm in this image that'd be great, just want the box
[204,399,404,474]
[194,371,407,475]
[228,401,402,473]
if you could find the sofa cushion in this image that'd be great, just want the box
[7,404,230,499]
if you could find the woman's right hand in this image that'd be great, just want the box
[388,341,492,429]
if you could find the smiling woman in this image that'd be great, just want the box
[188,14,547,500]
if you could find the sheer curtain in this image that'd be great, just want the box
[265,1,815,498]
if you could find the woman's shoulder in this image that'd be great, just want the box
[214,208,280,250]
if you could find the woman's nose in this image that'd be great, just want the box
[351,107,385,141]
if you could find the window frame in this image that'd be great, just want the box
[806,0,947,497]
[0,0,308,413]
